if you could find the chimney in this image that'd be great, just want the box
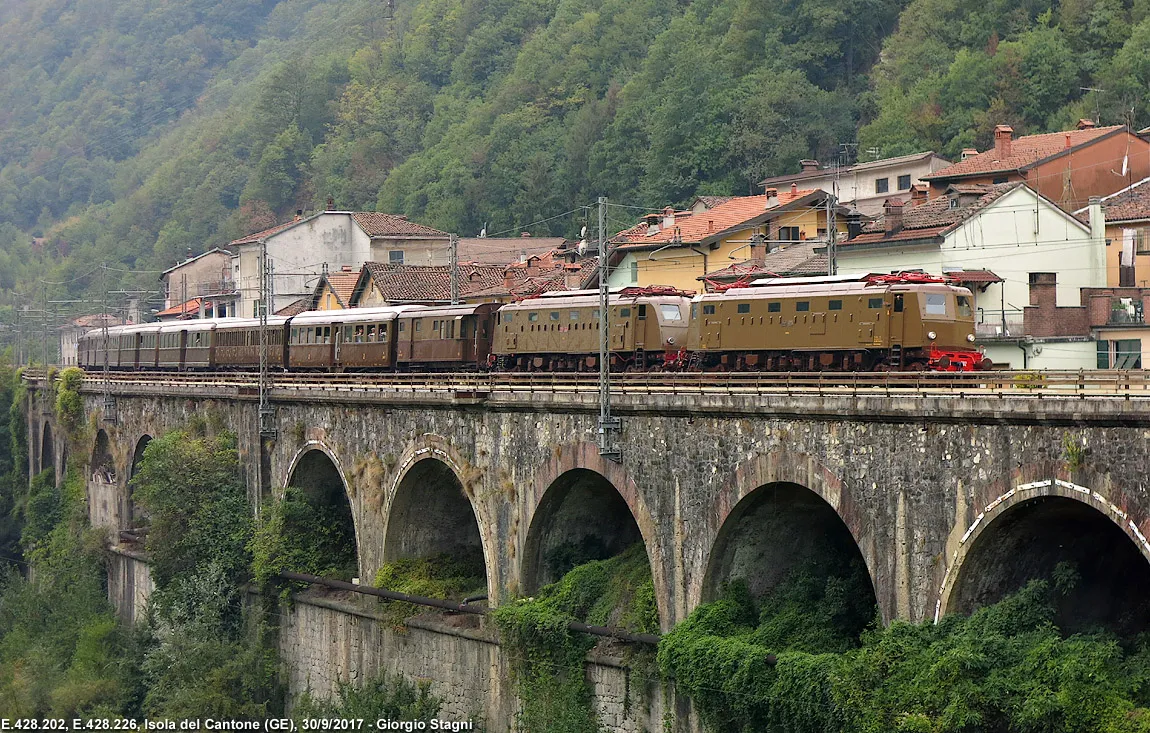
[884,199,904,235]
[707,220,714,233]
[1028,272,1057,307]
[326,196,335,211]
[910,184,927,204]
[662,207,675,230]
[1077,118,1096,130]
[295,208,303,221]
[1089,195,1107,285]
[1065,133,1072,150]
[993,125,1013,159]
[800,159,819,172]
[960,148,978,160]
[790,182,798,195]
[341,265,353,272]
[765,187,779,208]
[846,212,863,240]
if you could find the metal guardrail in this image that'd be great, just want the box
[22,368,1150,398]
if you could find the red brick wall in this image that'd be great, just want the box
[1031,132,1150,211]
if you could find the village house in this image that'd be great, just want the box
[1073,177,1150,288]
[1025,273,1150,369]
[604,187,849,293]
[835,183,1106,368]
[59,314,127,366]
[229,210,451,318]
[159,248,237,318]
[759,152,951,216]
[310,266,362,310]
[921,121,1150,212]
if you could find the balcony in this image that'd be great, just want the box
[975,309,1026,338]
[1108,298,1145,326]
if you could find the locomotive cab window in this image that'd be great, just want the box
[637,305,647,319]
[868,297,884,309]
[660,304,682,321]
[893,295,904,313]
[737,303,750,314]
[768,302,781,313]
[924,294,947,315]
[829,300,842,310]
[956,296,972,317]
[795,301,810,312]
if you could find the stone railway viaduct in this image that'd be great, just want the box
[23,376,1150,730]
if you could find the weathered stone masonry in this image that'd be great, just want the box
[24,380,1150,727]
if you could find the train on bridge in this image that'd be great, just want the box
[78,274,990,373]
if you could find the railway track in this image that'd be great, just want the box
[23,369,1150,399]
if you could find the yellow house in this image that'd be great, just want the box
[1086,178,1150,287]
[606,188,848,292]
[310,268,361,310]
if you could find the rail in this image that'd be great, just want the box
[21,368,1150,399]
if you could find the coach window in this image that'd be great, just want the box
[796,301,810,312]
[415,321,423,332]
[868,297,884,309]
[398,322,406,332]
[737,303,750,314]
[366,325,376,342]
[768,302,781,313]
[829,300,843,310]
[324,326,332,343]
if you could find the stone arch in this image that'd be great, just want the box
[520,441,666,628]
[284,442,359,576]
[88,429,120,530]
[701,481,879,641]
[383,447,488,597]
[938,478,1150,634]
[40,423,54,475]
[693,450,877,617]
[91,429,115,481]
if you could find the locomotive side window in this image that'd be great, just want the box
[550,311,560,321]
[796,301,810,312]
[829,300,843,310]
[703,305,715,315]
[638,305,647,319]
[620,308,631,317]
[529,313,539,322]
[956,295,972,317]
[737,303,750,314]
[924,294,947,315]
[894,295,904,312]
[868,298,884,309]
[570,311,580,321]
[660,304,682,321]
[768,302,781,312]
[504,312,513,323]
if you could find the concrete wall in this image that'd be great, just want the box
[107,549,154,624]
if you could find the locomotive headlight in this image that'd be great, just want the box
[967,334,976,343]
[667,337,675,345]
[927,331,937,340]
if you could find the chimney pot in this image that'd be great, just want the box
[993,125,1013,160]
[790,182,798,194]
[1077,118,1096,130]
[1065,133,1072,149]
[326,196,335,210]
[707,220,714,233]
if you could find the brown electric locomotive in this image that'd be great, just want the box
[687,273,987,371]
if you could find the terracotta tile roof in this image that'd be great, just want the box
[612,191,818,250]
[457,237,568,265]
[70,314,127,329]
[846,183,1018,246]
[759,152,943,187]
[276,298,312,316]
[156,298,206,318]
[702,241,823,281]
[1096,177,1150,223]
[946,269,1003,283]
[352,212,448,238]
[691,195,734,209]
[922,126,1124,180]
[359,263,508,301]
[230,219,300,246]
[789,254,830,275]
[315,271,360,307]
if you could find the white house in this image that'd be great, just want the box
[229,211,450,317]
[836,183,1106,368]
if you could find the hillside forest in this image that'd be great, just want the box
[2,0,1150,332]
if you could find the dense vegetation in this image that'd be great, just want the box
[4,0,1150,341]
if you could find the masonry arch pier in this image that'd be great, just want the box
[88,428,122,530]
[939,480,1150,635]
[126,435,152,528]
[284,444,359,578]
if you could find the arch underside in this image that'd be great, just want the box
[949,495,1150,634]
[384,458,484,568]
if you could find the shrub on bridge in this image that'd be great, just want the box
[250,485,358,588]
[658,563,1150,733]
[292,673,443,722]
[53,367,84,438]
